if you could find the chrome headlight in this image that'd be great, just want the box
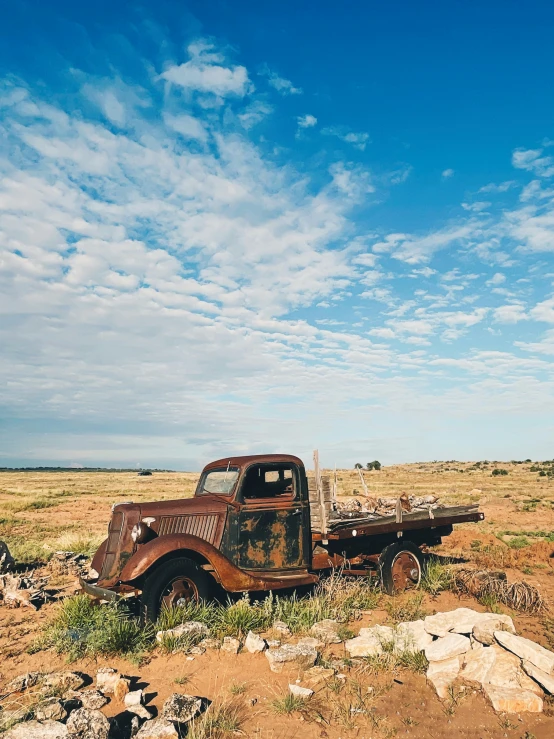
[131,522,148,544]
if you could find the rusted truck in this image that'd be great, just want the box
[81,454,484,620]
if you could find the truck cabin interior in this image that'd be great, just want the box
[242,464,295,500]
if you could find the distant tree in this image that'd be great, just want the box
[492,468,509,476]
[372,460,382,471]
[354,463,363,469]
[366,462,373,470]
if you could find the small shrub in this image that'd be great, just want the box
[492,468,508,476]
[228,681,247,695]
[421,559,454,596]
[188,700,244,739]
[396,649,429,673]
[385,593,426,623]
[272,692,308,714]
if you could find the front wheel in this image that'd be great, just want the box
[379,541,423,595]
[141,556,211,622]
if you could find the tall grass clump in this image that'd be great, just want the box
[35,595,154,662]
[187,700,244,739]
[421,558,455,596]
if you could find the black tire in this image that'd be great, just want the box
[141,556,212,622]
[379,540,423,595]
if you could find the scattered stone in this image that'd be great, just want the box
[245,631,267,653]
[523,660,554,694]
[289,683,314,698]
[198,638,220,650]
[63,689,108,710]
[125,689,153,720]
[483,684,543,713]
[162,693,202,723]
[96,668,121,694]
[1,720,68,738]
[43,672,86,692]
[301,666,336,691]
[360,625,395,643]
[469,635,483,650]
[273,620,291,636]
[0,572,48,609]
[113,677,131,703]
[425,633,470,662]
[396,620,434,653]
[345,632,383,658]
[494,631,554,675]
[265,643,318,673]
[245,697,257,707]
[221,636,240,654]
[130,716,141,737]
[472,615,515,646]
[426,656,461,699]
[35,698,68,722]
[189,645,205,655]
[5,671,42,693]
[266,639,281,647]
[155,621,209,644]
[135,719,179,739]
[310,620,342,644]
[296,636,323,650]
[66,707,110,739]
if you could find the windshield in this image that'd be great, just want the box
[199,467,240,495]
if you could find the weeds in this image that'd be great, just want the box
[385,593,426,622]
[188,700,244,739]
[421,558,454,596]
[454,568,545,613]
[272,692,308,714]
[228,681,247,695]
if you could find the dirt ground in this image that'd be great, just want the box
[1,461,554,738]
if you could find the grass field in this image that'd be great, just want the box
[1,461,554,738]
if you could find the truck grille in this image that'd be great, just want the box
[158,514,219,544]
[100,510,124,580]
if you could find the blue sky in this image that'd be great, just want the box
[1,1,553,469]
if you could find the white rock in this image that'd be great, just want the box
[494,631,554,675]
[396,620,434,653]
[459,647,497,686]
[43,672,85,692]
[162,693,202,723]
[65,689,108,710]
[483,684,543,713]
[289,683,314,698]
[221,636,240,654]
[155,621,208,644]
[244,631,267,653]
[1,721,68,738]
[296,636,323,650]
[310,620,342,644]
[96,667,121,694]
[523,660,554,694]
[472,615,515,646]
[265,643,318,673]
[345,634,382,658]
[486,645,542,695]
[301,666,336,691]
[66,707,110,739]
[273,620,291,636]
[359,625,395,644]
[135,719,179,739]
[35,698,67,722]
[426,656,461,698]
[425,633,470,662]
[424,608,488,638]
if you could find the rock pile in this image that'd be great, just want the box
[336,494,439,518]
[344,607,554,713]
[0,667,204,739]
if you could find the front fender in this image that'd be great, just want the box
[119,533,265,592]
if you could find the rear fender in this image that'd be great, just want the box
[91,538,108,574]
[119,533,265,592]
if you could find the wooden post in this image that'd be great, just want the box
[357,467,369,497]
[313,449,328,540]
[332,464,338,510]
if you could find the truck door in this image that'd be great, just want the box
[235,463,310,571]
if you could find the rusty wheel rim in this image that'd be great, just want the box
[161,577,199,609]
[390,551,421,592]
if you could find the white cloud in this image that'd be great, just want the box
[321,126,370,151]
[441,168,454,179]
[461,201,491,213]
[478,181,515,194]
[374,224,476,264]
[163,113,208,141]
[160,40,251,97]
[512,148,554,178]
[297,114,317,128]
[493,304,528,323]
[237,100,273,129]
[486,273,506,286]
[530,297,554,323]
[259,64,302,95]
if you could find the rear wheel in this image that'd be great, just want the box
[141,557,211,622]
[379,541,423,595]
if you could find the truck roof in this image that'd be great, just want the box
[203,453,304,472]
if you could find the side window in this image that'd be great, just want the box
[243,465,295,500]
